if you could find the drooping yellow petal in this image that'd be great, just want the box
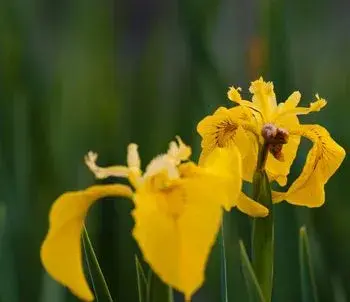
[41,184,133,301]
[236,192,269,217]
[272,125,345,207]
[238,128,259,182]
[132,174,223,300]
[199,146,242,210]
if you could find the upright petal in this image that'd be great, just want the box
[132,175,223,301]
[273,94,327,121]
[272,125,345,207]
[41,184,133,301]
[249,77,277,121]
[272,91,301,120]
[127,143,141,171]
[265,126,300,187]
[227,86,262,114]
[265,92,302,186]
[85,151,129,179]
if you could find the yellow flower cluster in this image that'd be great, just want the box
[41,77,345,301]
[41,137,266,301]
[198,77,345,208]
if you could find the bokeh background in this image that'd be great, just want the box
[0,0,349,301]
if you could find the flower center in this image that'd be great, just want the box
[146,172,185,219]
[261,123,289,161]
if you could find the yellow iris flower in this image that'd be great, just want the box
[40,136,267,301]
[197,77,345,209]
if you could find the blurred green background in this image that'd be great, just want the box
[0,0,349,301]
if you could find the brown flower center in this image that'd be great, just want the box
[261,123,289,161]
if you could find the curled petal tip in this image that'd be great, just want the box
[227,86,242,103]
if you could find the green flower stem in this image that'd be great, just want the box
[168,287,174,302]
[251,144,274,302]
[83,225,114,302]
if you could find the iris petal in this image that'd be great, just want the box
[132,172,223,300]
[41,184,133,301]
[236,192,269,217]
[197,106,258,183]
[272,125,345,207]
[200,146,242,210]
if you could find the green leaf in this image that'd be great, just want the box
[299,226,318,302]
[220,218,229,302]
[145,268,174,302]
[167,287,174,302]
[251,170,274,302]
[239,240,266,302]
[0,203,6,256]
[135,255,147,302]
[82,226,114,302]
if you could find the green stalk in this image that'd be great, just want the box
[167,287,174,302]
[83,225,114,302]
[299,226,318,302]
[251,144,274,302]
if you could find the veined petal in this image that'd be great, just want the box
[227,86,265,127]
[197,106,259,182]
[272,125,345,207]
[132,174,223,300]
[41,184,133,301]
[236,192,269,217]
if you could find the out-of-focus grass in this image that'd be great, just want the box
[0,0,349,301]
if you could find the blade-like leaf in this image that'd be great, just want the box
[299,226,318,302]
[145,268,174,302]
[168,287,174,302]
[135,255,147,302]
[0,203,6,257]
[83,225,114,302]
[239,240,266,302]
[220,218,229,302]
